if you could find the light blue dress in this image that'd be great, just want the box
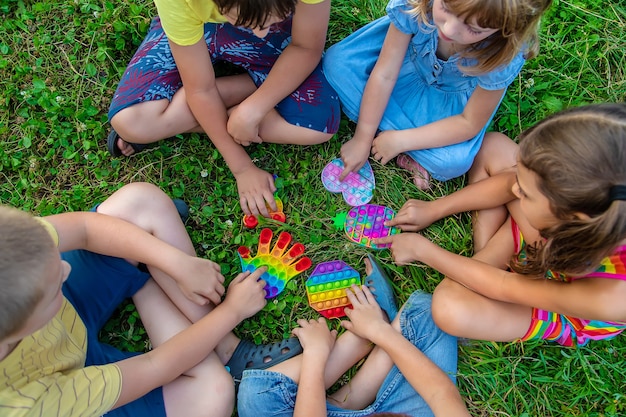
[323,0,525,181]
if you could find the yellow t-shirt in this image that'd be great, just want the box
[154,0,325,46]
[0,219,122,416]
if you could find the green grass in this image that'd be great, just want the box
[1,0,625,415]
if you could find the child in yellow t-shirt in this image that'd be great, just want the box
[108,0,339,219]
[0,183,298,417]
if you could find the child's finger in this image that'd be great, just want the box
[372,235,394,246]
[338,165,352,181]
[360,285,379,306]
[248,266,268,282]
[230,271,251,285]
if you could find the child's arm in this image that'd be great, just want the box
[342,286,470,417]
[46,211,225,305]
[169,40,277,217]
[292,318,337,417]
[227,0,330,145]
[371,86,505,165]
[377,233,626,323]
[339,24,411,180]
[113,268,267,408]
[387,170,517,231]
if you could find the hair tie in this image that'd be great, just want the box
[609,185,626,202]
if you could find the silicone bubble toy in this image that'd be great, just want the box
[332,204,400,249]
[305,260,361,319]
[243,197,286,228]
[321,159,375,206]
[238,228,312,298]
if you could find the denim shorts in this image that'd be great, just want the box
[61,209,166,417]
[237,292,458,417]
[109,16,340,134]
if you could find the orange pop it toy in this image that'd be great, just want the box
[243,197,286,228]
[238,228,311,298]
[305,260,361,319]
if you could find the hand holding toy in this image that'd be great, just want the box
[238,228,311,298]
[306,260,361,319]
[332,204,400,249]
[322,159,375,206]
[243,196,286,228]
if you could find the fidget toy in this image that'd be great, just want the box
[238,228,312,298]
[321,159,375,206]
[305,260,361,319]
[243,197,286,228]
[332,204,400,249]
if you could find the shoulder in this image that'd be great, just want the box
[386,0,426,36]
[155,0,225,46]
[475,51,526,91]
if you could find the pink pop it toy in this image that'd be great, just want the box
[305,260,361,319]
[332,204,400,249]
[321,159,375,206]
[238,228,312,298]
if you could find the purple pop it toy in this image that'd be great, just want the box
[306,260,361,319]
[332,204,400,249]
[321,159,375,206]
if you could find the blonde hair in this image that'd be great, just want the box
[0,206,56,340]
[512,103,626,277]
[409,0,552,74]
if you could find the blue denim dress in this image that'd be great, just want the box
[323,0,525,181]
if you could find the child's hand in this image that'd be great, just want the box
[339,136,372,181]
[341,285,389,342]
[174,256,226,306]
[223,267,268,321]
[385,199,440,231]
[234,165,277,217]
[227,103,265,146]
[292,317,337,359]
[371,131,403,165]
[373,233,424,265]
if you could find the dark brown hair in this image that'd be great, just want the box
[511,103,626,276]
[214,0,297,28]
[409,0,552,74]
[0,206,56,340]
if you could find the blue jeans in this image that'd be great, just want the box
[237,292,458,417]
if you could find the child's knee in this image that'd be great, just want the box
[432,280,472,336]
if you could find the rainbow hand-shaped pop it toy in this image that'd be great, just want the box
[306,260,360,319]
[332,204,400,249]
[238,228,311,298]
[243,197,286,228]
[321,159,375,206]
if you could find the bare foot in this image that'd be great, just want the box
[396,154,430,191]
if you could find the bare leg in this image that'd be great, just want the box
[431,218,532,341]
[133,280,234,417]
[469,132,518,251]
[96,183,242,363]
[110,74,258,155]
[97,183,235,417]
[327,315,401,410]
[257,109,333,145]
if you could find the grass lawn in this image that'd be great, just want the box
[1,0,625,415]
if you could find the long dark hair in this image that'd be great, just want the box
[511,103,626,276]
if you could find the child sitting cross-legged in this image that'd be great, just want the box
[378,103,626,347]
[0,183,302,417]
[237,256,468,417]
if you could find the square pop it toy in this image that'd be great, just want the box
[306,260,361,319]
[332,204,400,249]
[238,228,312,298]
[321,159,375,206]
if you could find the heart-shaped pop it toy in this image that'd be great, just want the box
[306,260,361,319]
[321,159,375,206]
[238,228,311,298]
[332,204,400,249]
